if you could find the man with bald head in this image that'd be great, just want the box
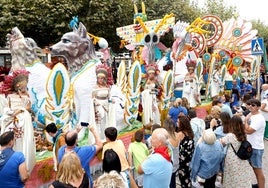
[57,126,102,187]
[138,128,172,188]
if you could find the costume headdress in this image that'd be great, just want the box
[186,59,196,69]
[145,63,159,75]
[0,69,29,95]
[96,64,113,86]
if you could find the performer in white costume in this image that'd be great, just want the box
[210,63,222,98]
[0,70,36,173]
[182,59,200,108]
[141,64,162,125]
[92,64,115,140]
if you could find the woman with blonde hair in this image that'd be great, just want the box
[49,152,89,188]
[190,129,224,188]
[94,171,127,188]
[205,105,221,129]
[168,98,188,124]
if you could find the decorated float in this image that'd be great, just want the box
[0,1,263,186]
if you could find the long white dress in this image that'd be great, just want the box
[141,82,161,125]
[0,94,36,173]
[182,73,199,108]
[92,87,115,140]
[210,69,222,98]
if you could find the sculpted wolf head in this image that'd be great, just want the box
[7,27,41,71]
[50,22,97,73]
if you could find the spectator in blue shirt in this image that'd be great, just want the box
[231,88,240,114]
[57,126,103,187]
[0,131,29,188]
[232,79,241,93]
[168,98,188,124]
[244,79,254,97]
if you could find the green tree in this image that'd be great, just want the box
[201,0,237,21]
[85,0,133,52]
[252,20,268,50]
[0,0,86,47]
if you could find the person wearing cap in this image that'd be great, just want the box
[245,99,266,188]
[0,131,29,187]
[190,129,224,188]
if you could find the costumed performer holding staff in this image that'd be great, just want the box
[92,64,115,140]
[0,70,36,173]
[140,63,162,125]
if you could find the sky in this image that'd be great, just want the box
[195,0,268,25]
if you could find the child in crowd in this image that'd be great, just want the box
[128,130,149,187]
[145,123,161,151]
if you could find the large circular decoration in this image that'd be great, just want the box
[203,53,211,62]
[232,56,243,67]
[191,33,206,54]
[201,15,223,47]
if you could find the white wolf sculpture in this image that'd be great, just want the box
[7,23,101,134]
[50,22,101,135]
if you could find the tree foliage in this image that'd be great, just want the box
[0,0,267,53]
[0,0,86,47]
[85,0,133,52]
[201,0,237,21]
[252,20,268,49]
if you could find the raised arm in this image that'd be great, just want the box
[89,125,103,152]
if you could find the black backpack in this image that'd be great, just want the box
[231,140,253,160]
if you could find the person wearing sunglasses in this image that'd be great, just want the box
[244,99,265,188]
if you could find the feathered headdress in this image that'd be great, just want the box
[145,63,159,75]
[186,59,196,69]
[0,69,30,95]
[96,64,113,86]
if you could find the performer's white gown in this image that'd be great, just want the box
[0,94,36,173]
[141,83,161,125]
[92,87,115,140]
[182,74,198,108]
[210,70,222,98]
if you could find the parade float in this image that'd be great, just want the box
[0,0,262,186]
